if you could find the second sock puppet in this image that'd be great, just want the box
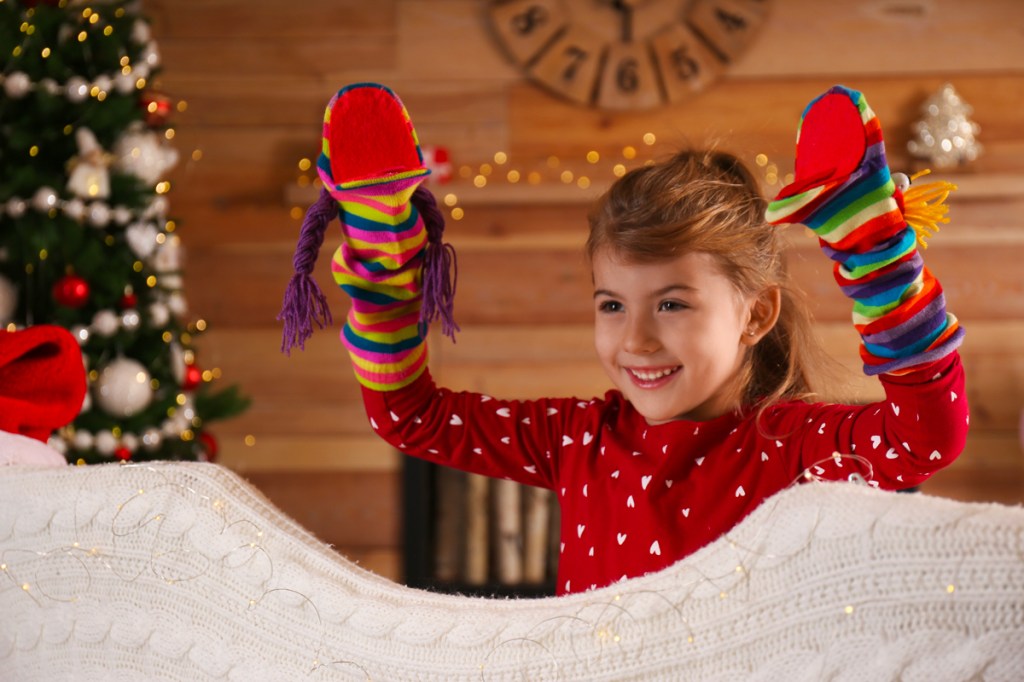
[765,85,964,376]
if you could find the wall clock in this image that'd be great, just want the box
[487,0,771,111]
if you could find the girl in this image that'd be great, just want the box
[280,83,967,596]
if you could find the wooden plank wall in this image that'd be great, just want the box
[147,0,1024,583]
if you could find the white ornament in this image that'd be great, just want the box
[32,186,59,212]
[141,427,162,450]
[113,123,178,186]
[153,234,182,272]
[93,74,113,96]
[0,274,17,325]
[125,222,159,258]
[94,430,117,456]
[47,436,68,456]
[80,389,92,413]
[167,291,187,316]
[120,432,139,453]
[141,41,160,68]
[86,202,112,227]
[121,308,141,331]
[70,325,90,345]
[132,20,152,44]
[72,430,94,450]
[908,83,983,168]
[91,309,120,336]
[94,357,153,417]
[111,206,133,225]
[146,195,169,218]
[149,301,170,326]
[66,76,89,103]
[2,71,31,98]
[67,128,112,200]
[5,197,27,218]
[63,198,86,221]
[115,70,136,95]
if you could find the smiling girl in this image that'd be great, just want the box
[281,83,967,596]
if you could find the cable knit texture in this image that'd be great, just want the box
[1,461,1022,681]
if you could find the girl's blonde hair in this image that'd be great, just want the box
[586,149,828,417]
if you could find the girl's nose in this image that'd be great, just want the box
[623,314,660,354]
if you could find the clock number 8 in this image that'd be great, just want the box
[511,5,548,35]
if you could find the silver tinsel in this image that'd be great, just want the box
[908,83,982,168]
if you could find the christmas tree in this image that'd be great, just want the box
[0,0,248,464]
[908,83,982,169]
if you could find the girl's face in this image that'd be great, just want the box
[592,249,757,424]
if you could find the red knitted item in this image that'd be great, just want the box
[0,325,86,442]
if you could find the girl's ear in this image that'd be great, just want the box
[742,286,782,346]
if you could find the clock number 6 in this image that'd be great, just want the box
[511,5,548,35]
[615,58,639,93]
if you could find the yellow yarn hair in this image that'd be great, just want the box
[903,169,957,249]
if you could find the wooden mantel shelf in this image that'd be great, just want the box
[284,173,1023,209]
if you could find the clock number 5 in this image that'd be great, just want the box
[669,46,700,81]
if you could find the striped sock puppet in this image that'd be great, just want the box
[765,85,964,376]
[278,83,457,390]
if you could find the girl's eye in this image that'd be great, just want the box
[658,300,689,312]
[597,300,623,313]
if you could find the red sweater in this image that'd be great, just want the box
[363,353,967,595]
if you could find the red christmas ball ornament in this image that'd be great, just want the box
[52,274,90,308]
[140,91,174,128]
[120,291,138,309]
[114,446,132,461]
[198,431,218,461]
[182,363,202,390]
[421,144,452,185]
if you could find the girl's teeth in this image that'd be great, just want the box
[633,368,677,381]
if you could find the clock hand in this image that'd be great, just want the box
[610,0,634,43]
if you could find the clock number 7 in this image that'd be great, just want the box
[561,45,589,82]
[511,5,549,35]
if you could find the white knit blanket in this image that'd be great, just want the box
[1,462,1022,681]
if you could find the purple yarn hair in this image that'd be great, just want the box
[277,188,336,355]
[278,185,459,355]
[413,185,459,341]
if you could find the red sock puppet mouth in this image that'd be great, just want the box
[325,83,428,186]
[775,89,869,201]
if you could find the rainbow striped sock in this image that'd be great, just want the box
[320,83,432,390]
[766,85,964,375]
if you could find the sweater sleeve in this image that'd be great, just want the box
[360,369,598,491]
[790,352,968,490]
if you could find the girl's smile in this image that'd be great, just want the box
[592,249,765,424]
